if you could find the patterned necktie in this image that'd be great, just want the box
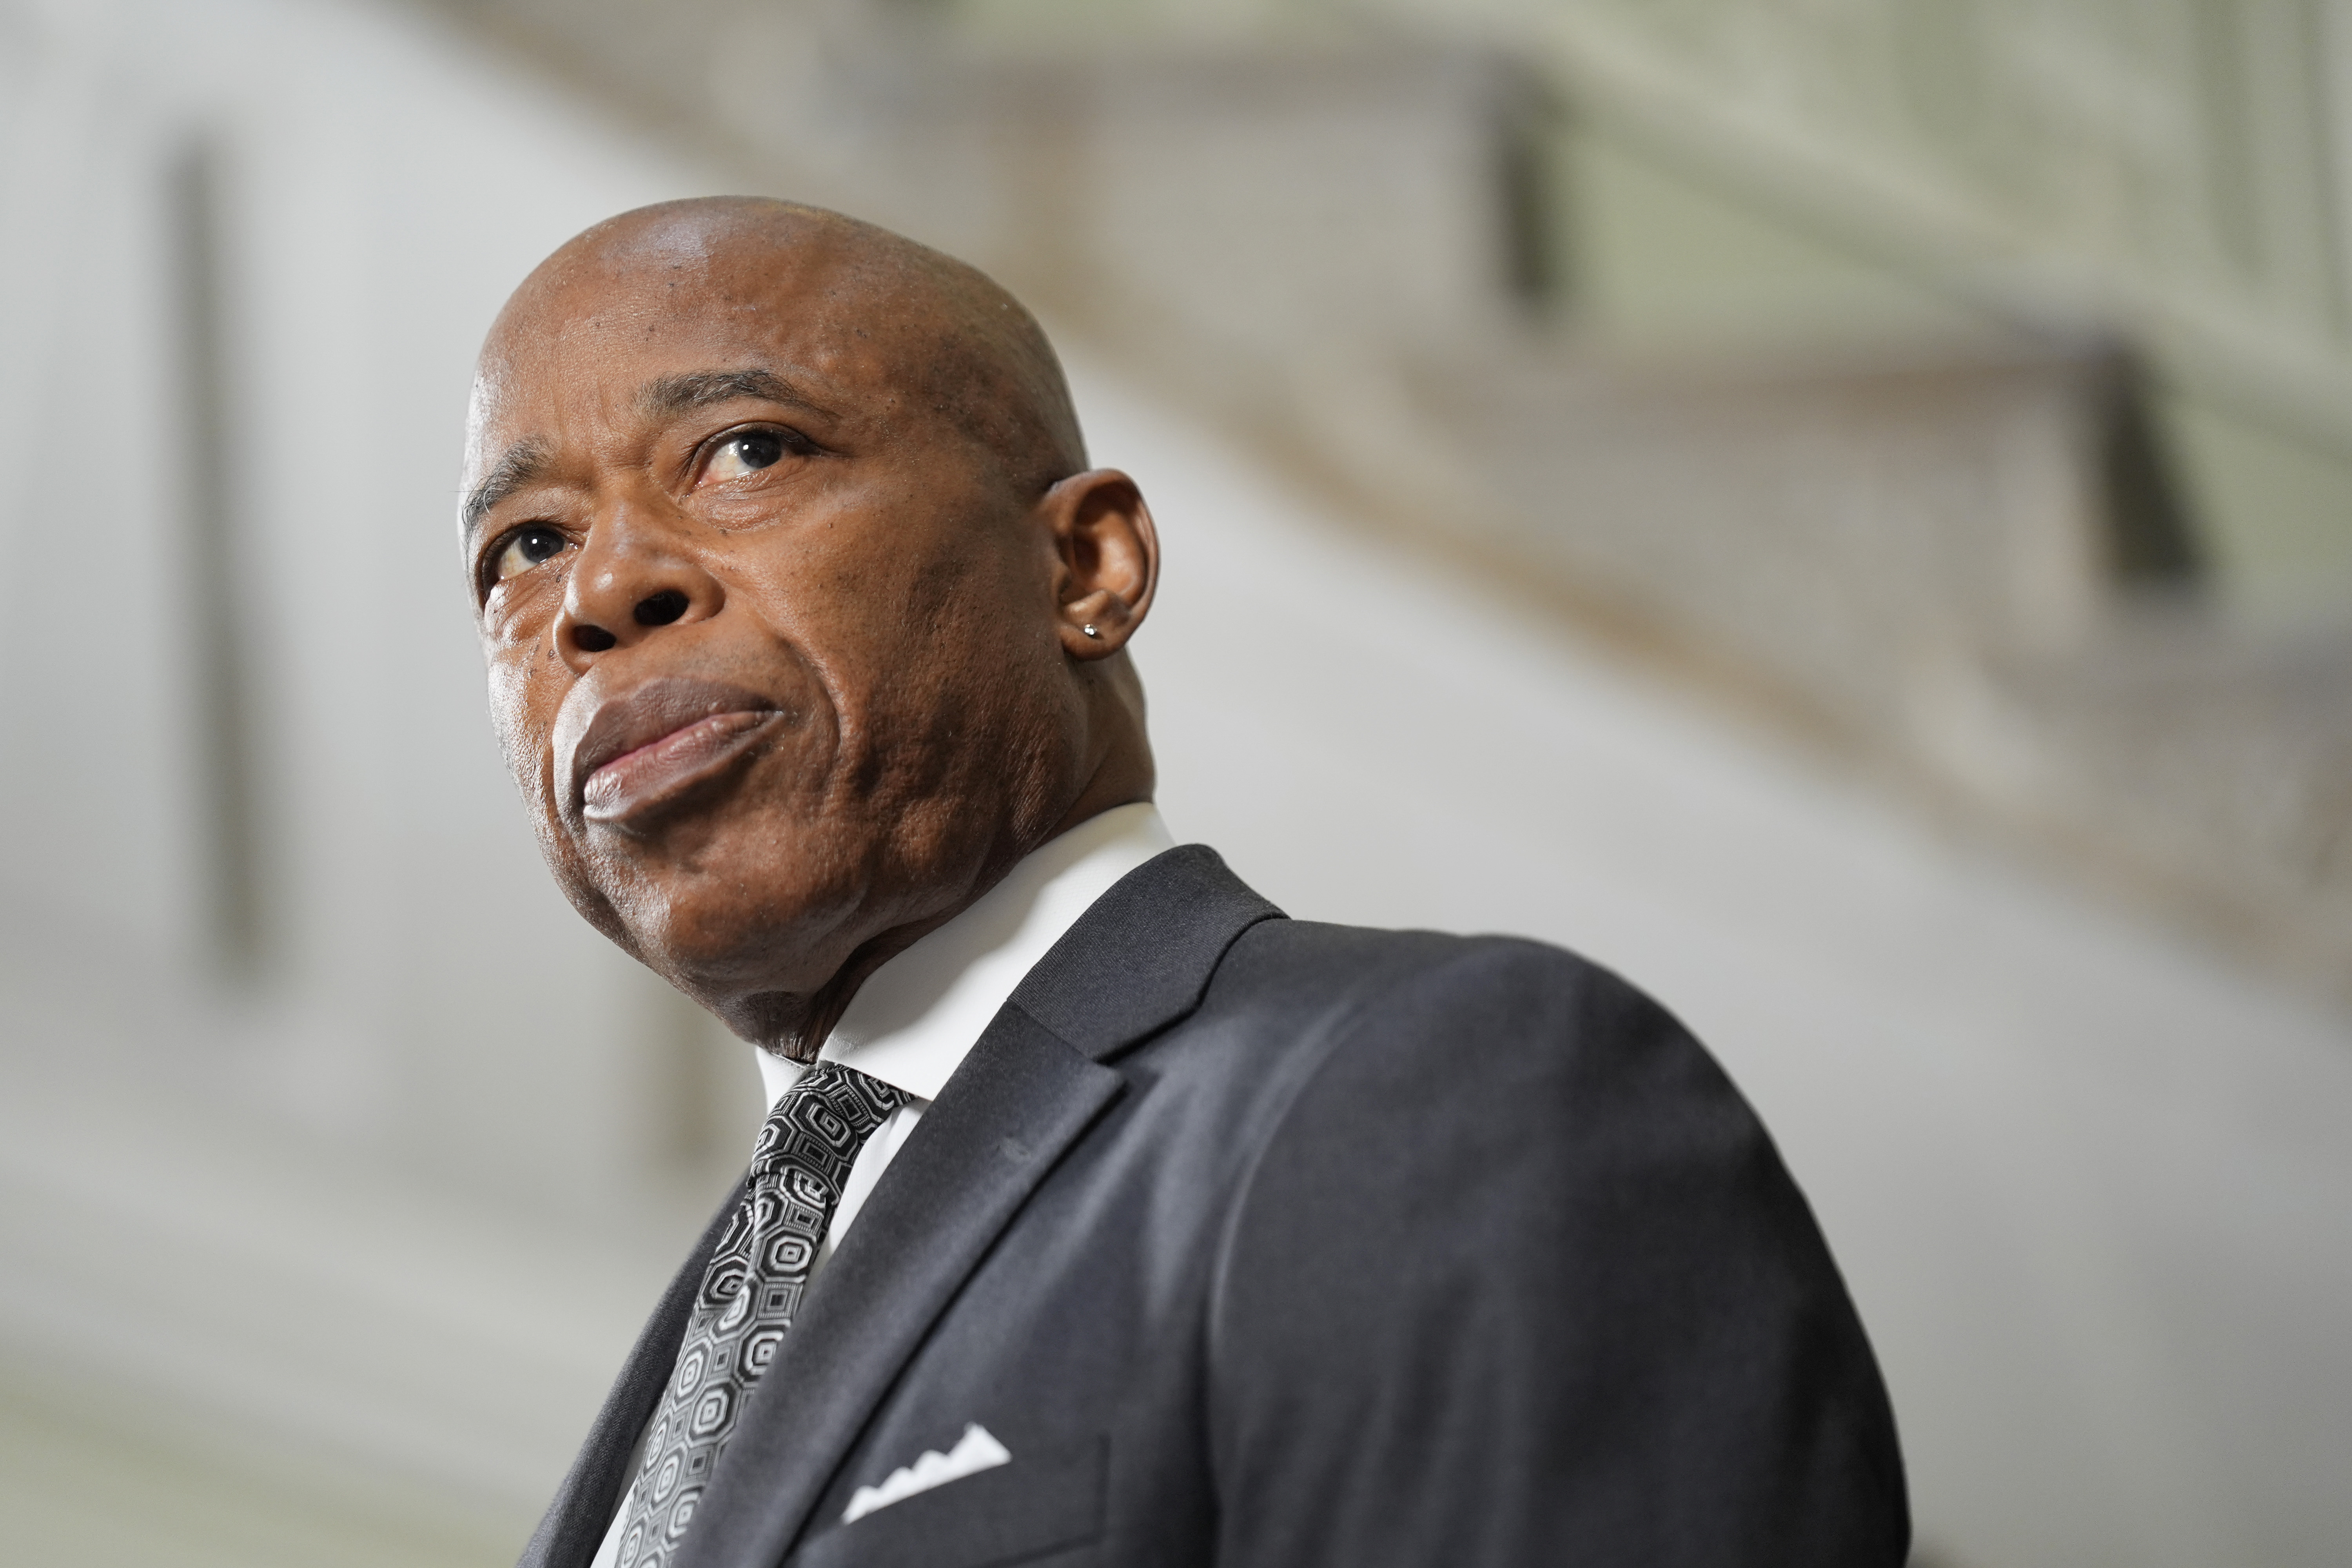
[615,1062,904,1568]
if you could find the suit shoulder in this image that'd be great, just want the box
[1216,916,1609,995]
[1201,924,1909,1564]
[1199,916,1775,1225]
[1126,913,1752,1208]
[1210,917,1687,1065]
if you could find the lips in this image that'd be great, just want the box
[562,677,785,828]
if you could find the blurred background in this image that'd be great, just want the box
[4,0,2352,1563]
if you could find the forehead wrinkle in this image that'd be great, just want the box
[461,437,552,539]
[638,368,835,423]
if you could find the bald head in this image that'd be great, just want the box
[462,198,1157,1060]
[476,198,1086,515]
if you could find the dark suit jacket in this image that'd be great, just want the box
[522,846,1907,1568]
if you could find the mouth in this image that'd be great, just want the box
[565,678,786,829]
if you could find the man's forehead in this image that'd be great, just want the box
[492,212,902,355]
[457,254,917,538]
[457,198,1082,527]
[470,284,863,447]
[473,345,848,431]
[475,243,907,417]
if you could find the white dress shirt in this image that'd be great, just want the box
[589,803,1175,1568]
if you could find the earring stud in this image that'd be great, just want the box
[1082,623,1101,639]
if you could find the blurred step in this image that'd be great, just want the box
[1353,337,2352,996]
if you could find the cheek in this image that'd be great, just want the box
[483,649,557,801]
[484,643,630,940]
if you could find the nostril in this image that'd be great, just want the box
[634,589,690,628]
[573,624,618,653]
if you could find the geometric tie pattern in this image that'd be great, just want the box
[614,1062,904,1568]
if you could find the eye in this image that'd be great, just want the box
[701,426,796,485]
[489,524,570,585]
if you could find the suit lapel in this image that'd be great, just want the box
[675,844,1281,1568]
[519,1181,745,1568]
[1008,843,1282,1062]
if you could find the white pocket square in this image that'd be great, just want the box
[842,1424,1012,1523]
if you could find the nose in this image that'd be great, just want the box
[554,504,721,669]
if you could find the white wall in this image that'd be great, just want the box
[3,2,2351,1565]
[0,0,746,1210]
[0,3,750,1558]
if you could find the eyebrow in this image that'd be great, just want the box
[638,368,833,422]
[460,438,551,541]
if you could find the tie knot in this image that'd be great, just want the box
[749,1060,904,1177]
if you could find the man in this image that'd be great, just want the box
[463,197,1907,1568]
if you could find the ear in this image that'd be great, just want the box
[1037,468,1158,659]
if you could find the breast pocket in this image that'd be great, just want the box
[789,1434,1107,1568]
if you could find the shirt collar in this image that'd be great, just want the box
[756,802,1176,1111]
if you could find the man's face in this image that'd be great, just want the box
[462,220,1084,1034]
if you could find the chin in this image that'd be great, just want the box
[606,848,871,1002]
